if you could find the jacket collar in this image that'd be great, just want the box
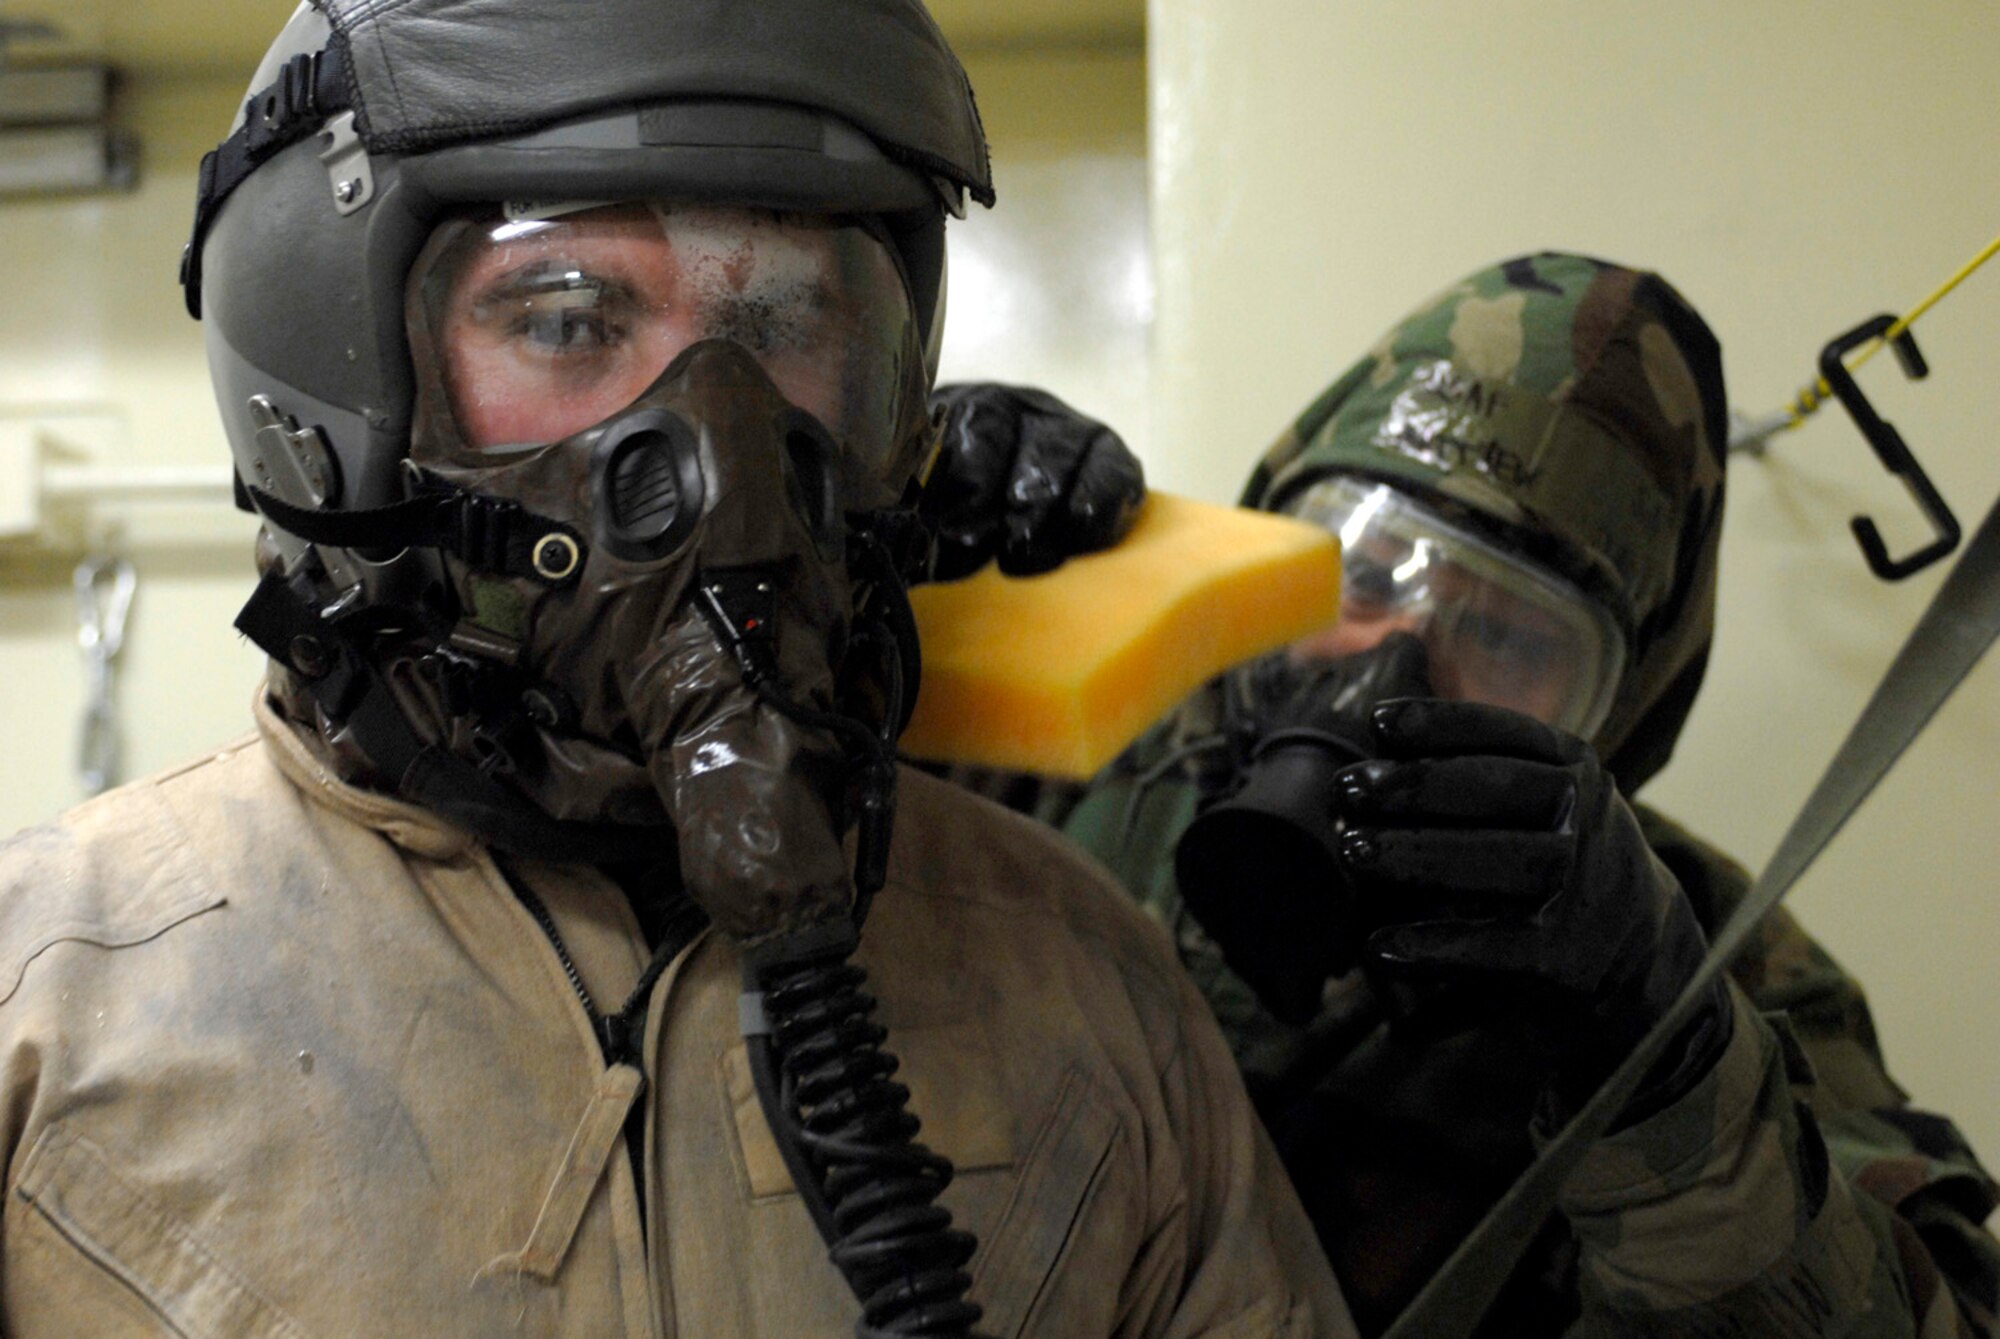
[255,687,481,861]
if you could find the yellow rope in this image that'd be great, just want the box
[1781,230,2000,428]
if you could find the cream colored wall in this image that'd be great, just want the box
[938,48,1152,454]
[0,74,264,835]
[0,48,1148,838]
[1150,1,2000,1169]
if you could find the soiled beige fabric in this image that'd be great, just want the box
[0,696,1352,1339]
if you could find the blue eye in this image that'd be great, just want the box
[517,302,615,353]
[478,264,636,357]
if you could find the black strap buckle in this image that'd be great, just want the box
[243,52,323,157]
[244,481,586,589]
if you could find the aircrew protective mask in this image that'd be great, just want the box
[386,202,934,944]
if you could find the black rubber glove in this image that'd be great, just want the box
[921,382,1145,580]
[1333,699,1733,1120]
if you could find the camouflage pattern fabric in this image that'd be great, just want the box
[1049,740,1999,1337]
[1560,808,2000,1338]
[944,254,1998,1335]
[1244,252,1727,790]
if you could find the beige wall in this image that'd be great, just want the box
[1150,0,2000,1167]
[0,74,265,832]
[937,48,1153,454]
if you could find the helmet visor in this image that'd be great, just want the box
[1285,478,1626,738]
[410,202,919,471]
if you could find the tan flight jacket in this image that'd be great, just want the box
[0,698,1352,1338]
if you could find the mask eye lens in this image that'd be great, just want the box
[410,203,919,478]
[1284,478,1627,736]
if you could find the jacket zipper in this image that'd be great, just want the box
[509,876,710,1065]
[501,865,709,1223]
[493,863,706,1339]
[509,877,625,1063]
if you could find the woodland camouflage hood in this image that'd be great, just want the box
[1247,252,1729,788]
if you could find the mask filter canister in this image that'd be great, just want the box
[1175,631,1433,1023]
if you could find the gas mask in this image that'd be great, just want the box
[1281,477,1625,739]
[401,202,931,945]
[419,349,899,943]
[1175,476,1631,1024]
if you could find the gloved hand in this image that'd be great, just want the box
[1333,699,1733,1120]
[920,382,1145,580]
[1175,633,1435,1024]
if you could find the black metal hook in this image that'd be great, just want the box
[1818,314,1961,580]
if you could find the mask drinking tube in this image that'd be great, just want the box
[710,531,987,1339]
[403,212,979,1332]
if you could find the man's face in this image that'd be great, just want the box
[412,202,916,465]
[1283,477,1625,738]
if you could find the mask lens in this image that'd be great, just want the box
[1285,478,1626,737]
[411,202,917,465]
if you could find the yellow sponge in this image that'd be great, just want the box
[900,493,1341,779]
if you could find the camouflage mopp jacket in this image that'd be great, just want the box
[961,748,2000,1338]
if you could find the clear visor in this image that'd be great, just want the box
[409,201,919,466]
[1285,478,1626,737]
